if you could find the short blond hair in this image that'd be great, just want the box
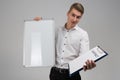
[68,3,84,14]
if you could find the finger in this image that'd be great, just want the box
[83,65,87,71]
[33,16,42,21]
[89,60,93,69]
[86,60,90,69]
[91,60,96,68]
[86,60,93,69]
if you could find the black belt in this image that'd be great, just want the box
[52,67,69,73]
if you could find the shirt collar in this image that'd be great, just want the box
[62,24,79,31]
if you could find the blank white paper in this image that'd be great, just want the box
[23,20,55,67]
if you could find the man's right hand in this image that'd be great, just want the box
[33,16,42,21]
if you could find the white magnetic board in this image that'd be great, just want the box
[23,20,55,67]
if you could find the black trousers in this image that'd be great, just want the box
[49,67,81,80]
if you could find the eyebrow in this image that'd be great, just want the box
[72,13,81,19]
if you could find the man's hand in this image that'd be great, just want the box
[33,16,42,21]
[83,60,96,71]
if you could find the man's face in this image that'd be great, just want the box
[67,8,82,28]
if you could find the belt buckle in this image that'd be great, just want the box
[59,68,63,73]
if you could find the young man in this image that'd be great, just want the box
[34,2,96,80]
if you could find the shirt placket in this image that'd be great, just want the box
[60,30,69,66]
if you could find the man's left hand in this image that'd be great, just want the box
[83,59,96,71]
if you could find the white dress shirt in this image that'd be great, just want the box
[55,25,89,69]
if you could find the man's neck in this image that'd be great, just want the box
[65,23,75,30]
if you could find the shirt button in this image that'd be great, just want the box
[65,37,67,39]
[62,50,64,52]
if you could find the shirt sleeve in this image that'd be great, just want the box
[79,31,90,55]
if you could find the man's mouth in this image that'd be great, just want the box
[71,22,76,25]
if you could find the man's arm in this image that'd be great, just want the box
[79,31,96,71]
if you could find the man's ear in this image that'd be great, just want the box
[67,11,69,17]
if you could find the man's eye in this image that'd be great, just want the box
[77,16,81,19]
[72,14,75,17]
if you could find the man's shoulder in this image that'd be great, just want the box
[76,25,88,34]
[55,26,63,35]
[56,26,64,31]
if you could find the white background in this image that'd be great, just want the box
[0,0,119,80]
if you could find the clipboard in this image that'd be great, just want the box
[68,46,108,76]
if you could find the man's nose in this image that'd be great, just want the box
[73,17,77,22]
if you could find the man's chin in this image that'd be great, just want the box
[71,24,76,27]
